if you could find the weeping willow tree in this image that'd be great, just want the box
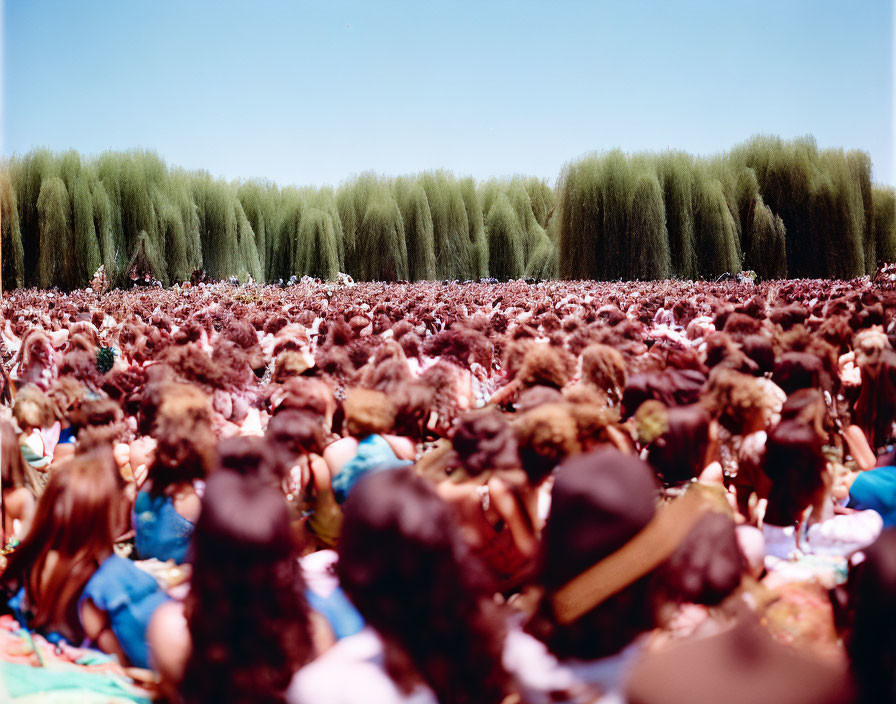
[71,177,102,287]
[626,173,670,280]
[5,140,894,290]
[91,181,119,281]
[295,207,340,280]
[556,157,602,280]
[36,176,73,289]
[356,189,408,281]
[1,171,25,290]
[523,177,555,229]
[873,186,896,264]
[459,177,488,279]
[392,178,436,281]
[692,170,741,278]
[337,173,383,276]
[421,171,470,280]
[485,193,525,280]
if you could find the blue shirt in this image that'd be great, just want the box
[79,555,170,669]
[331,435,412,504]
[848,466,896,527]
[133,491,195,564]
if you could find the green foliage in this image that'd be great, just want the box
[36,176,73,289]
[421,171,470,280]
[485,193,525,280]
[873,187,896,264]
[295,207,340,280]
[3,139,892,289]
[626,173,670,280]
[72,177,102,287]
[356,190,408,281]
[0,171,25,290]
[459,177,488,279]
[392,179,436,281]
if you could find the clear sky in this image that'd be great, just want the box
[3,0,894,188]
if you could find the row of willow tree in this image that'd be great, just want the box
[2,135,896,290]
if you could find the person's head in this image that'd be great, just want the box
[514,403,581,486]
[147,384,217,495]
[265,408,328,462]
[580,344,628,403]
[779,388,829,443]
[1,447,124,638]
[12,384,61,433]
[700,368,770,435]
[527,449,661,660]
[182,469,312,704]
[763,420,829,525]
[337,468,511,704]
[655,511,745,606]
[645,404,716,486]
[854,348,896,450]
[516,343,575,391]
[450,409,519,478]
[847,528,896,704]
[342,388,395,438]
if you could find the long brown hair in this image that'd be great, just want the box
[0,447,123,639]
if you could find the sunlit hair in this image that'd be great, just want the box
[580,343,627,402]
[182,470,313,704]
[343,388,395,437]
[337,468,512,704]
[0,447,123,640]
[514,403,581,484]
[147,383,216,496]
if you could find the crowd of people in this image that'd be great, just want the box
[0,275,894,703]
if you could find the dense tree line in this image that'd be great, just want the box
[2,137,895,290]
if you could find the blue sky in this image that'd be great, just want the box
[3,0,894,187]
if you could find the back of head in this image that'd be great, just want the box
[148,383,216,494]
[343,388,396,438]
[528,449,659,660]
[646,404,712,486]
[337,468,509,704]
[656,511,745,606]
[451,409,518,478]
[514,403,580,486]
[183,469,311,704]
[763,420,827,525]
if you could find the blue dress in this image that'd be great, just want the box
[79,555,170,669]
[133,491,195,564]
[848,466,896,527]
[331,435,412,504]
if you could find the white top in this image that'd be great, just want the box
[762,509,883,561]
[287,628,437,704]
[289,625,642,704]
[503,628,643,704]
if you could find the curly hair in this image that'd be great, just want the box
[580,343,627,401]
[343,388,396,437]
[700,368,769,435]
[147,384,217,496]
[450,409,519,477]
[514,403,581,485]
[516,343,575,391]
